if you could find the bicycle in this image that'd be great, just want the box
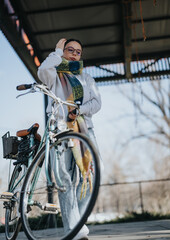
[1,122,41,240]
[2,83,100,240]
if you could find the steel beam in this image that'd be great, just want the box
[83,50,170,67]
[0,0,40,82]
[95,70,170,83]
[133,15,170,24]
[33,15,170,36]
[41,34,170,54]
[121,0,132,79]
[10,0,43,63]
[33,22,121,35]
[25,0,120,15]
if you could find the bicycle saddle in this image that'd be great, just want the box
[16,123,41,141]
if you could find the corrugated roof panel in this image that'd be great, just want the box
[0,0,169,83]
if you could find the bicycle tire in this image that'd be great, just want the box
[20,131,100,240]
[5,164,23,240]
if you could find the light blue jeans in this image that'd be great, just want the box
[51,128,100,233]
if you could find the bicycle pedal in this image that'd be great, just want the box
[43,203,59,214]
[0,192,14,201]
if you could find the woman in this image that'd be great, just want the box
[38,38,101,240]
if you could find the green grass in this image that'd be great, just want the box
[88,211,170,225]
[0,213,63,233]
[0,225,5,233]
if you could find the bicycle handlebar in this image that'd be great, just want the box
[16,84,32,91]
[16,83,78,109]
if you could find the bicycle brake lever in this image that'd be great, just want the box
[16,89,36,99]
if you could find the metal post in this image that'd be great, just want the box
[47,156,56,228]
[139,182,144,213]
[122,0,132,79]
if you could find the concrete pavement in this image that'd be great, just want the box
[0,219,170,239]
[88,219,170,239]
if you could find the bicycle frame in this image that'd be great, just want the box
[15,83,77,205]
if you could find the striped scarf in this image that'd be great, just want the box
[56,58,92,199]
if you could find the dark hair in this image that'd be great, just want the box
[64,39,83,50]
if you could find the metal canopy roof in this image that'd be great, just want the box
[0,0,170,83]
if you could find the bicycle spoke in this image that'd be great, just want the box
[20,132,100,240]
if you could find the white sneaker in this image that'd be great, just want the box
[72,225,89,240]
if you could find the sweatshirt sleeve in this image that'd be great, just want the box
[80,74,101,116]
[37,48,63,88]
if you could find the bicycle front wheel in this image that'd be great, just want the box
[5,164,24,240]
[20,131,100,240]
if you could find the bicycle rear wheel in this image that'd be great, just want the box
[5,164,24,240]
[20,132,100,240]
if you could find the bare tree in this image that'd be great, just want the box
[118,79,170,149]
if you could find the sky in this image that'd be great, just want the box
[0,31,44,188]
[0,29,169,224]
[0,30,169,191]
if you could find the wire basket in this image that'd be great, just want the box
[2,131,19,159]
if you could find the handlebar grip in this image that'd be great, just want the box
[16,84,32,91]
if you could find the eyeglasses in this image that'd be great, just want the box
[64,47,82,56]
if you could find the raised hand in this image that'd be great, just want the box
[55,38,67,51]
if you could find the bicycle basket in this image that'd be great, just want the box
[2,131,19,159]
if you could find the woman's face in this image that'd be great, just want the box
[63,41,82,61]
